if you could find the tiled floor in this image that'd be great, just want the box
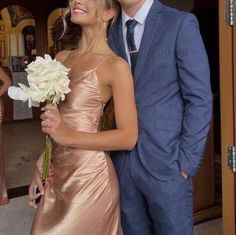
[0,196,35,235]
[194,218,222,235]
[0,195,222,235]
[3,119,44,188]
[1,120,223,235]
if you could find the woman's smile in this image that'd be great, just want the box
[72,6,88,15]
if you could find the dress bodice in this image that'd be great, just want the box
[59,67,106,133]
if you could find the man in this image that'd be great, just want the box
[109,0,212,234]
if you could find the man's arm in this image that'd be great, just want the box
[176,13,213,176]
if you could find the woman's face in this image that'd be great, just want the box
[70,0,105,26]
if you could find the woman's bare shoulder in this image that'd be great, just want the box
[97,55,132,86]
[55,50,70,64]
[107,55,130,72]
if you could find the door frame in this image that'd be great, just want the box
[219,0,236,234]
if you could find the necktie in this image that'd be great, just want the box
[126,19,138,74]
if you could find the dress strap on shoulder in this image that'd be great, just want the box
[94,54,117,70]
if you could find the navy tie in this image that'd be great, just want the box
[126,19,138,74]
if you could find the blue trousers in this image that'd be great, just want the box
[118,154,193,235]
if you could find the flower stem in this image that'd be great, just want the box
[42,98,54,181]
[42,135,52,180]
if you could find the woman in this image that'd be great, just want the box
[28,0,137,234]
[0,67,12,205]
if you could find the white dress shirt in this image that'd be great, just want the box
[121,0,154,64]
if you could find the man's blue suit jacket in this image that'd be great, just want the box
[109,0,213,181]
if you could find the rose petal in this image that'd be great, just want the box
[8,86,28,101]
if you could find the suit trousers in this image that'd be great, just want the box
[119,153,193,235]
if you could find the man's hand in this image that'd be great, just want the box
[181,171,189,179]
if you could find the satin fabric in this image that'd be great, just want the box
[31,59,120,235]
[0,98,8,205]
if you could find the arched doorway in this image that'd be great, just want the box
[22,25,36,62]
[0,5,35,67]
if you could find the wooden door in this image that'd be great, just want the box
[219,0,236,234]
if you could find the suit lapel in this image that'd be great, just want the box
[133,1,163,82]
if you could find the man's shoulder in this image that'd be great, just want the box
[160,3,195,24]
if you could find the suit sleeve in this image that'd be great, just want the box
[176,13,213,176]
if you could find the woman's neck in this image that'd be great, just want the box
[78,25,110,55]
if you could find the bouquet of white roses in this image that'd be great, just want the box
[8,54,71,180]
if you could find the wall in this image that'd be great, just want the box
[160,0,194,12]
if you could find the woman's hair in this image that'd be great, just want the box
[104,0,120,27]
[60,0,120,40]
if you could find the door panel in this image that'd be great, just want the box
[219,0,236,234]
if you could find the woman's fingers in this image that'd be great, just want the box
[28,168,45,208]
[28,190,41,209]
[41,111,57,122]
[41,120,54,128]
[28,180,44,208]
[49,168,54,176]
[42,104,57,111]
[36,180,45,196]
[28,182,39,208]
[36,159,43,176]
[40,104,62,133]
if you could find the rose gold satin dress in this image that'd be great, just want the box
[31,58,120,235]
[0,98,8,205]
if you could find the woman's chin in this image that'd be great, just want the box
[70,16,87,25]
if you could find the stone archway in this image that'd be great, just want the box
[0,5,35,66]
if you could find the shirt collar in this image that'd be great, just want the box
[122,0,154,26]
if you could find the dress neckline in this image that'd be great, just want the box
[69,54,116,76]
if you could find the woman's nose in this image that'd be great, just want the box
[74,0,82,4]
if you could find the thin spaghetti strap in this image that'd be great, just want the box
[94,55,117,71]
[62,50,71,63]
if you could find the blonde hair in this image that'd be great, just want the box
[60,0,120,40]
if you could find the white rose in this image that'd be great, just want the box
[8,54,71,107]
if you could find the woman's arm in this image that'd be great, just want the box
[0,67,12,97]
[41,58,138,151]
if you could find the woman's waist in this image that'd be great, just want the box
[62,117,100,133]
[53,145,109,165]
[51,147,111,179]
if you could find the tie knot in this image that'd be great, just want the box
[125,19,138,32]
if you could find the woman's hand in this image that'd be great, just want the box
[41,104,69,145]
[28,155,53,208]
[28,167,44,209]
